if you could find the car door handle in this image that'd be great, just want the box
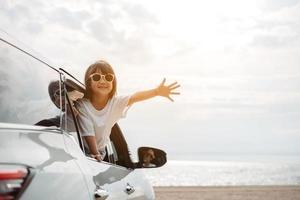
[94,186,109,200]
[125,183,135,195]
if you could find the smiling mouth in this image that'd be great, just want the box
[97,85,109,89]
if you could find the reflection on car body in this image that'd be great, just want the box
[0,33,167,200]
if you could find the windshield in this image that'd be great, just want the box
[0,39,62,127]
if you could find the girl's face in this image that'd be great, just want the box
[89,70,114,97]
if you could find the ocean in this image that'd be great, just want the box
[143,155,300,186]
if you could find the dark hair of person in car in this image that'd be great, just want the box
[36,80,83,127]
[84,60,117,100]
[48,80,79,109]
[48,80,63,108]
[35,81,68,127]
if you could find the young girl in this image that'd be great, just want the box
[76,60,180,161]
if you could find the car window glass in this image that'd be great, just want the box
[59,77,85,142]
[107,141,118,164]
[63,90,80,144]
[0,40,61,126]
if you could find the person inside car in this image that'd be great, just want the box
[76,60,180,161]
[142,149,156,167]
[35,80,83,130]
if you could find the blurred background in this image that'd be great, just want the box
[1,0,300,186]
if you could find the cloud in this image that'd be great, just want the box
[260,0,300,11]
[0,1,47,36]
[0,0,161,67]
[120,3,158,25]
[250,34,300,48]
[85,1,158,65]
[215,1,300,50]
[249,4,300,48]
[45,7,92,30]
[0,1,32,22]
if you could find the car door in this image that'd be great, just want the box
[62,127,132,199]
[78,140,152,200]
[62,132,130,199]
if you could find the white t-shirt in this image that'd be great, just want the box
[76,95,131,150]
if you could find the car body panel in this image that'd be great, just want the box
[0,125,90,199]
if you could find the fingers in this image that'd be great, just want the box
[167,81,178,88]
[160,78,166,86]
[158,79,181,102]
[170,92,180,95]
[170,85,180,90]
[167,96,174,102]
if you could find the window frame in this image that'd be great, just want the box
[61,77,86,152]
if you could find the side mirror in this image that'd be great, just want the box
[135,147,167,168]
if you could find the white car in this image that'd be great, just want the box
[0,33,167,200]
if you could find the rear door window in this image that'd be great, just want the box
[0,39,61,127]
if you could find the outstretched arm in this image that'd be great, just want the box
[128,78,180,106]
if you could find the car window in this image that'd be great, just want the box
[0,40,61,127]
[62,95,78,142]
[106,140,119,164]
[60,77,85,150]
[63,86,83,144]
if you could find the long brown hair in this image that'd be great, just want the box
[84,60,117,100]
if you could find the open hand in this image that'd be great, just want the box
[156,78,181,102]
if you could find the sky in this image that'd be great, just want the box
[1,0,300,160]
